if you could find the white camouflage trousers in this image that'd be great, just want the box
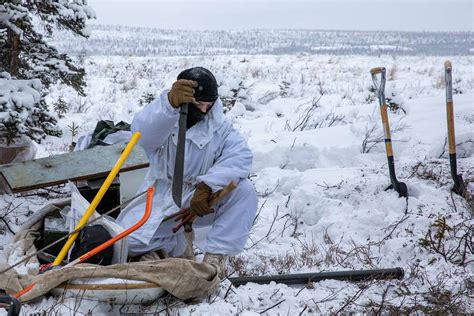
[127,179,258,257]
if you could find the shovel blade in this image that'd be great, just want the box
[385,182,408,198]
[452,174,467,197]
[397,182,408,198]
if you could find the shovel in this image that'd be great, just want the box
[444,61,467,197]
[370,67,408,198]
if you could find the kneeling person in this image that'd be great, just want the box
[117,67,258,278]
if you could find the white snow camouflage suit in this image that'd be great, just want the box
[117,90,258,257]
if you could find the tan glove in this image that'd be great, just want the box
[189,182,213,217]
[167,79,198,108]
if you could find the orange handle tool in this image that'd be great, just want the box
[14,187,155,299]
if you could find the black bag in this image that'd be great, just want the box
[70,225,114,266]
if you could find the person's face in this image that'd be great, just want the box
[194,100,214,113]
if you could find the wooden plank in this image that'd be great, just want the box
[0,143,149,193]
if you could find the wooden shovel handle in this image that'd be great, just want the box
[370,67,385,75]
[444,60,452,70]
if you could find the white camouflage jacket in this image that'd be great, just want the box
[117,90,253,244]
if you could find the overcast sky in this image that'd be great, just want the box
[87,0,473,32]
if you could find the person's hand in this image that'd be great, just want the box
[167,79,198,108]
[189,182,213,217]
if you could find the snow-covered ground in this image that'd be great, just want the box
[1,54,473,315]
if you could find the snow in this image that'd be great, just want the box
[0,76,55,144]
[0,78,42,108]
[1,38,473,314]
[0,3,27,36]
[49,26,474,57]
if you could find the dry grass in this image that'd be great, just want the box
[409,160,452,187]
[229,239,321,276]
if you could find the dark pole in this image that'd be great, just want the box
[229,267,404,287]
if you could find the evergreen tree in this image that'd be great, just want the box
[0,71,61,145]
[0,0,95,145]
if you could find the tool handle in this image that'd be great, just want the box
[171,182,237,233]
[371,66,392,159]
[445,60,453,103]
[184,222,193,233]
[370,66,386,107]
[443,60,465,197]
[444,60,456,156]
[209,182,237,203]
[172,213,195,233]
[370,67,385,75]
[444,60,452,70]
[163,208,188,223]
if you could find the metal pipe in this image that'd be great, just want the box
[229,267,404,287]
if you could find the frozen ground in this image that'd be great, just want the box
[1,54,473,315]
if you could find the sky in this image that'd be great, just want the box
[87,0,473,32]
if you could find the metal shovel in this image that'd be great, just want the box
[444,61,467,197]
[370,67,408,198]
